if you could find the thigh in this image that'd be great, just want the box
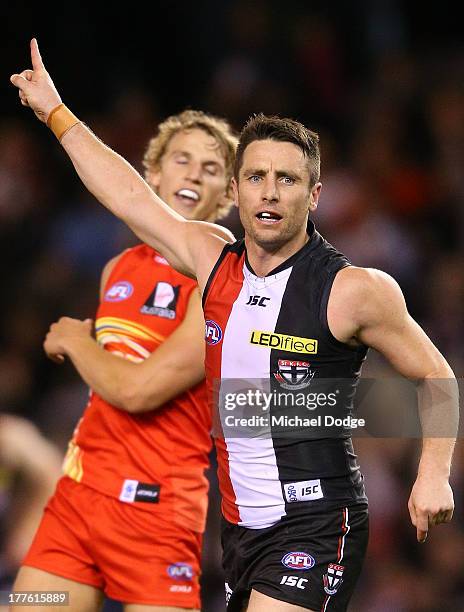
[93,499,202,609]
[12,566,104,612]
[247,589,314,611]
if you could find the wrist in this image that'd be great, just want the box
[417,461,451,480]
[63,333,96,357]
[46,103,80,141]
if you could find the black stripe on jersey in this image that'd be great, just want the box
[202,240,245,308]
[268,228,367,515]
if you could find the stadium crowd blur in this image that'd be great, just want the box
[2,2,463,610]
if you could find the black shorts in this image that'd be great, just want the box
[222,504,369,611]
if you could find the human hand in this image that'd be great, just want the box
[408,474,454,543]
[10,38,62,123]
[44,317,93,364]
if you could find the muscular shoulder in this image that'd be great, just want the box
[329,266,407,343]
[335,265,401,299]
[336,266,404,319]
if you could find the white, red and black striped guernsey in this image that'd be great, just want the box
[203,222,368,528]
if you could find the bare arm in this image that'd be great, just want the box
[10,39,232,288]
[329,267,458,542]
[44,289,205,413]
[0,415,62,567]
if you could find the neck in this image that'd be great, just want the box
[245,229,309,277]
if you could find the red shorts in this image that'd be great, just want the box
[23,477,202,608]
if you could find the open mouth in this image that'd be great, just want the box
[175,188,200,206]
[256,211,283,224]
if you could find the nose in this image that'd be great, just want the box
[261,176,279,203]
[185,161,202,184]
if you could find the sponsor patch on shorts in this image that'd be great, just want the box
[119,479,160,503]
[170,585,192,592]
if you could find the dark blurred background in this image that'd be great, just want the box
[1,1,463,610]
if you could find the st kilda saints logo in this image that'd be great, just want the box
[323,563,345,596]
[274,359,315,390]
[141,282,180,319]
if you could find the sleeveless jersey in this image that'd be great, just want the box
[203,222,368,529]
[63,244,211,532]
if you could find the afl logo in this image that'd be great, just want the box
[281,552,315,570]
[167,563,194,580]
[205,320,223,345]
[104,281,134,302]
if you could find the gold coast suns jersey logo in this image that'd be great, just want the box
[140,282,180,319]
[250,330,318,355]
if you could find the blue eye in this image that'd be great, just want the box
[281,176,294,185]
[249,175,261,183]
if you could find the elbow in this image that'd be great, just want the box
[118,384,159,414]
[424,357,455,380]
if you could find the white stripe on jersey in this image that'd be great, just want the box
[219,265,292,528]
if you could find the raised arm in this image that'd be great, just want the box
[10,39,231,288]
[329,266,458,543]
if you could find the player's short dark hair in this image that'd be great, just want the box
[234,113,320,186]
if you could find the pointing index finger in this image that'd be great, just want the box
[30,38,45,71]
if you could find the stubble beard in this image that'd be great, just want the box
[243,214,304,253]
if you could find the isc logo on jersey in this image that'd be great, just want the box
[167,563,194,580]
[104,281,134,302]
[281,552,316,570]
[205,320,223,345]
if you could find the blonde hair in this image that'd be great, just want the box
[143,110,238,219]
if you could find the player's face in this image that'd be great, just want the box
[232,140,321,251]
[148,128,229,222]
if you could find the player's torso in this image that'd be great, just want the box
[203,224,368,528]
[64,244,211,531]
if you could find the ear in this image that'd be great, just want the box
[309,182,322,212]
[146,168,161,191]
[231,177,239,208]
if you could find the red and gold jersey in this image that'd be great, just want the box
[63,244,211,532]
